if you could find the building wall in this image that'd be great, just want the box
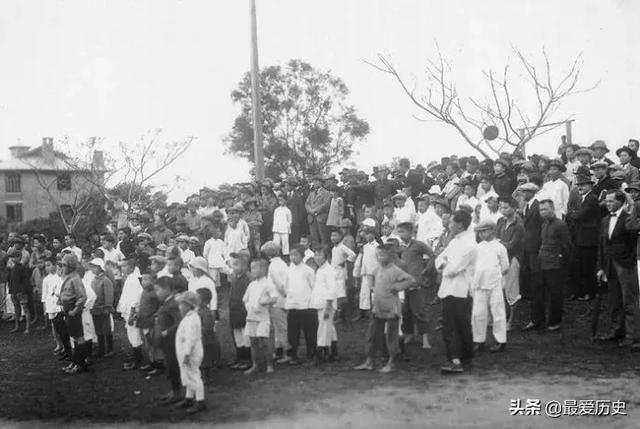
[0,170,96,223]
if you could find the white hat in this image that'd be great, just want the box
[88,258,105,271]
[361,218,377,228]
[188,256,209,273]
[428,185,442,195]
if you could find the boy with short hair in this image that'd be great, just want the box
[118,258,144,370]
[272,194,293,256]
[354,244,416,373]
[89,258,115,358]
[330,229,356,323]
[8,250,32,334]
[284,245,317,364]
[243,258,277,374]
[353,226,378,321]
[311,246,339,364]
[471,220,509,353]
[228,252,252,370]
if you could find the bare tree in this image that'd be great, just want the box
[366,45,596,159]
[117,129,196,211]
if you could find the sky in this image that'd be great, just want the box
[0,0,639,201]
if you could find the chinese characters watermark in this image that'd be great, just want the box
[509,399,627,417]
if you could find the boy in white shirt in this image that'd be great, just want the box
[300,236,315,263]
[202,227,226,286]
[243,259,277,374]
[355,226,378,321]
[42,258,66,355]
[272,193,293,256]
[311,246,339,364]
[330,230,356,324]
[284,245,317,365]
[471,220,509,353]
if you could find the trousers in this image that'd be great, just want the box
[287,309,318,359]
[272,232,290,255]
[471,288,507,343]
[359,275,373,310]
[270,307,289,350]
[316,308,337,347]
[609,260,640,340]
[401,288,429,335]
[441,296,473,363]
[531,268,564,326]
[309,218,328,247]
[365,316,399,359]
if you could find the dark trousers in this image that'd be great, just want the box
[441,296,473,363]
[401,288,429,335]
[607,260,640,340]
[574,247,598,298]
[519,251,539,300]
[366,317,399,358]
[309,219,328,247]
[531,268,564,326]
[287,309,318,359]
[52,313,72,356]
[161,343,181,392]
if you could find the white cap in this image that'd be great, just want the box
[88,258,105,271]
[428,185,442,194]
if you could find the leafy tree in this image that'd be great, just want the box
[226,59,370,179]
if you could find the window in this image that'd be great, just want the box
[5,174,21,193]
[57,173,72,191]
[6,204,23,223]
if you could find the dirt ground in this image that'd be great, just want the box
[1,285,639,428]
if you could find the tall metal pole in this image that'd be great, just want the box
[250,0,265,180]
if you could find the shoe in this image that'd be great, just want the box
[440,362,464,374]
[186,401,207,414]
[473,343,485,353]
[61,363,74,372]
[266,365,274,374]
[354,361,374,371]
[618,338,635,348]
[288,358,301,366]
[66,364,87,375]
[9,327,19,333]
[489,343,506,353]
[147,368,164,376]
[547,324,561,332]
[123,362,137,371]
[522,322,541,331]
[243,366,258,375]
[174,398,193,409]
[378,364,394,373]
[276,356,292,364]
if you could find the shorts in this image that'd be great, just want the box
[15,293,29,305]
[48,312,58,320]
[65,310,84,339]
[244,320,270,338]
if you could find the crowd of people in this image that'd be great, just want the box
[2,136,640,413]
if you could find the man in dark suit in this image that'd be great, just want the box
[566,174,601,300]
[518,182,543,301]
[597,190,640,347]
[283,177,307,246]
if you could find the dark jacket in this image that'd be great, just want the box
[496,216,525,262]
[399,239,433,287]
[8,262,31,296]
[90,273,114,315]
[598,210,637,274]
[566,190,600,247]
[286,190,307,230]
[58,272,87,314]
[229,273,250,329]
[592,176,618,200]
[154,295,181,349]
[538,217,572,270]
[493,173,517,199]
[136,287,161,329]
[171,273,189,293]
[624,200,640,259]
[522,199,543,255]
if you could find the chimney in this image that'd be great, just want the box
[92,150,104,170]
[8,145,30,158]
[42,137,54,164]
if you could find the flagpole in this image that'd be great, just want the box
[250,0,265,180]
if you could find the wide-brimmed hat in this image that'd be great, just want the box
[88,258,105,271]
[616,146,636,159]
[517,182,540,193]
[156,243,168,252]
[548,158,567,173]
[575,147,593,158]
[189,236,200,245]
[227,203,245,213]
[361,218,377,228]
[188,256,208,273]
[610,170,627,181]
[575,175,594,185]
[474,220,497,232]
[175,234,189,242]
[590,140,609,153]
[137,232,153,242]
[590,160,609,170]
[243,198,258,208]
[176,291,200,309]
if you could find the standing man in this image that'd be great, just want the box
[540,159,570,219]
[305,175,332,247]
[590,140,614,166]
[518,183,543,301]
[524,200,572,331]
[615,146,640,184]
[283,177,307,247]
[627,139,640,169]
[435,210,477,374]
[597,191,640,347]
[566,174,600,301]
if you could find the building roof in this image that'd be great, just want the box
[0,144,98,172]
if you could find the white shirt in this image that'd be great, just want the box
[179,248,195,266]
[117,272,142,317]
[310,262,338,309]
[540,178,570,218]
[303,248,314,264]
[284,263,315,310]
[393,204,416,226]
[175,310,203,364]
[272,206,293,234]
[100,246,124,265]
[479,208,503,223]
[609,208,623,239]
[331,243,356,281]
[473,240,509,290]
[268,257,289,308]
[188,275,217,310]
[203,238,226,269]
[43,273,62,315]
[360,241,380,276]
[436,229,477,298]
[243,277,274,322]
[416,209,443,246]
[456,195,480,211]
[565,159,581,184]
[224,219,250,255]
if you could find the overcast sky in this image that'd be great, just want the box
[0,0,638,200]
